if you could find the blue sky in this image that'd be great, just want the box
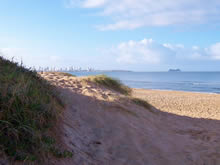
[0,0,220,71]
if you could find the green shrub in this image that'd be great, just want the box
[88,75,131,95]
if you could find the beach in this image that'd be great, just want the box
[2,1,220,164]
[133,89,220,120]
[38,72,220,165]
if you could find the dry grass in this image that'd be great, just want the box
[0,57,72,163]
[87,75,132,95]
[131,97,155,113]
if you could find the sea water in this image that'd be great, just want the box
[68,71,220,94]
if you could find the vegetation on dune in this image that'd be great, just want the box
[87,75,153,112]
[88,75,132,95]
[46,72,76,77]
[0,57,72,163]
[131,97,156,113]
[131,98,151,109]
[0,55,154,163]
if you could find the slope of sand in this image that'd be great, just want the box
[40,72,220,165]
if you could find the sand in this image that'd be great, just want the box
[39,72,220,165]
[133,89,220,120]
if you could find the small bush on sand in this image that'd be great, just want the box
[131,98,152,110]
[88,75,131,95]
[0,57,70,162]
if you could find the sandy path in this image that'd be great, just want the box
[39,72,220,165]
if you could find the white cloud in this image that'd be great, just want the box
[104,38,220,65]
[1,40,220,71]
[206,43,220,60]
[163,43,184,50]
[68,0,220,30]
[192,46,200,50]
[82,0,107,8]
[110,39,173,64]
[66,0,107,8]
[96,21,144,31]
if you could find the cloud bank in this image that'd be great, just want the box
[106,39,220,65]
[1,39,220,71]
[67,0,220,30]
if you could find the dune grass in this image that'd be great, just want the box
[131,98,151,109]
[0,57,71,162]
[88,75,132,95]
[45,72,75,77]
[87,75,155,113]
[131,97,156,113]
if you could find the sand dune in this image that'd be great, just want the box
[40,72,220,165]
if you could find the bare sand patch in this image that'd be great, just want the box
[133,89,220,120]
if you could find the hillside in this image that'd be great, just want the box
[0,57,72,164]
[41,72,220,165]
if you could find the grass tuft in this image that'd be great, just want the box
[88,75,131,95]
[131,98,152,110]
[0,56,71,162]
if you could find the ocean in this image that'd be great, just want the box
[68,71,220,94]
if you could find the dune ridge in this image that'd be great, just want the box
[40,72,220,165]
